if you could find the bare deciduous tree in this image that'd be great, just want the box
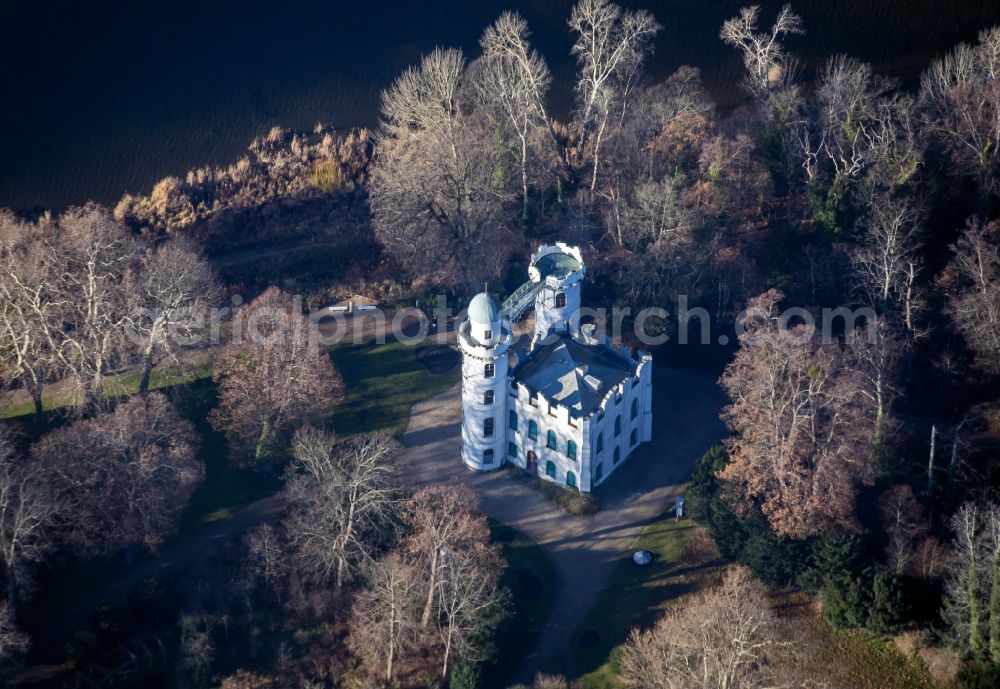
[435,537,504,678]
[719,290,877,538]
[720,4,804,102]
[403,483,487,628]
[620,566,779,689]
[848,317,903,443]
[241,524,288,599]
[180,611,216,686]
[795,56,921,205]
[479,12,560,218]
[0,602,28,664]
[569,0,661,192]
[942,502,991,657]
[0,213,59,421]
[0,427,58,603]
[945,218,1000,375]
[210,288,343,467]
[348,551,421,683]
[879,484,927,576]
[920,26,1000,199]
[2,208,218,416]
[852,191,925,321]
[530,676,569,689]
[372,48,515,290]
[33,393,203,556]
[284,428,398,589]
[125,240,219,396]
[51,205,139,407]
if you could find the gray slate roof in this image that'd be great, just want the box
[513,335,637,418]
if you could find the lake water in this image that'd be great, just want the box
[3,0,1000,213]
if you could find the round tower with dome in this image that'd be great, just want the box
[457,290,513,471]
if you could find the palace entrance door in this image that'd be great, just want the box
[526,450,538,475]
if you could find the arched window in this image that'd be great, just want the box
[566,471,576,488]
[484,418,494,437]
[614,446,621,464]
[631,398,638,419]
[630,429,638,446]
[545,461,556,478]
[508,441,517,457]
[547,430,557,449]
[596,432,604,453]
[484,363,495,378]
[484,390,495,405]
[595,462,604,481]
[555,292,567,308]
[614,416,622,437]
[567,440,577,460]
[528,420,538,440]
[509,410,517,430]
[483,449,495,464]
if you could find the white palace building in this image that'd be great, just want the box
[457,242,653,493]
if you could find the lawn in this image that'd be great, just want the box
[0,364,214,420]
[173,338,459,532]
[327,339,459,436]
[570,516,704,689]
[489,521,558,689]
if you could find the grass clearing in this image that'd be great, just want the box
[489,521,558,689]
[169,378,280,536]
[0,364,214,419]
[328,339,459,436]
[571,516,703,689]
[568,512,943,689]
[771,591,945,689]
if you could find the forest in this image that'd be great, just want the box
[3,0,1000,687]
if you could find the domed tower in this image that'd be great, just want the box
[529,242,586,344]
[458,291,513,471]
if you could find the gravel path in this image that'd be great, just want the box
[396,366,726,682]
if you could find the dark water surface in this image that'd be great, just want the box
[3,0,1000,212]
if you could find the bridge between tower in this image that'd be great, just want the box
[500,280,542,323]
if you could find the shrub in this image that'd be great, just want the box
[450,662,482,689]
[961,662,1000,689]
[311,159,340,192]
[535,478,599,515]
[822,568,906,633]
[798,531,865,593]
[868,570,907,634]
[823,574,871,628]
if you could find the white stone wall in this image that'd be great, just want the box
[587,354,654,489]
[507,384,585,490]
[504,350,653,493]
[533,281,582,342]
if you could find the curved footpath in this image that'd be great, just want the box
[397,368,726,683]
